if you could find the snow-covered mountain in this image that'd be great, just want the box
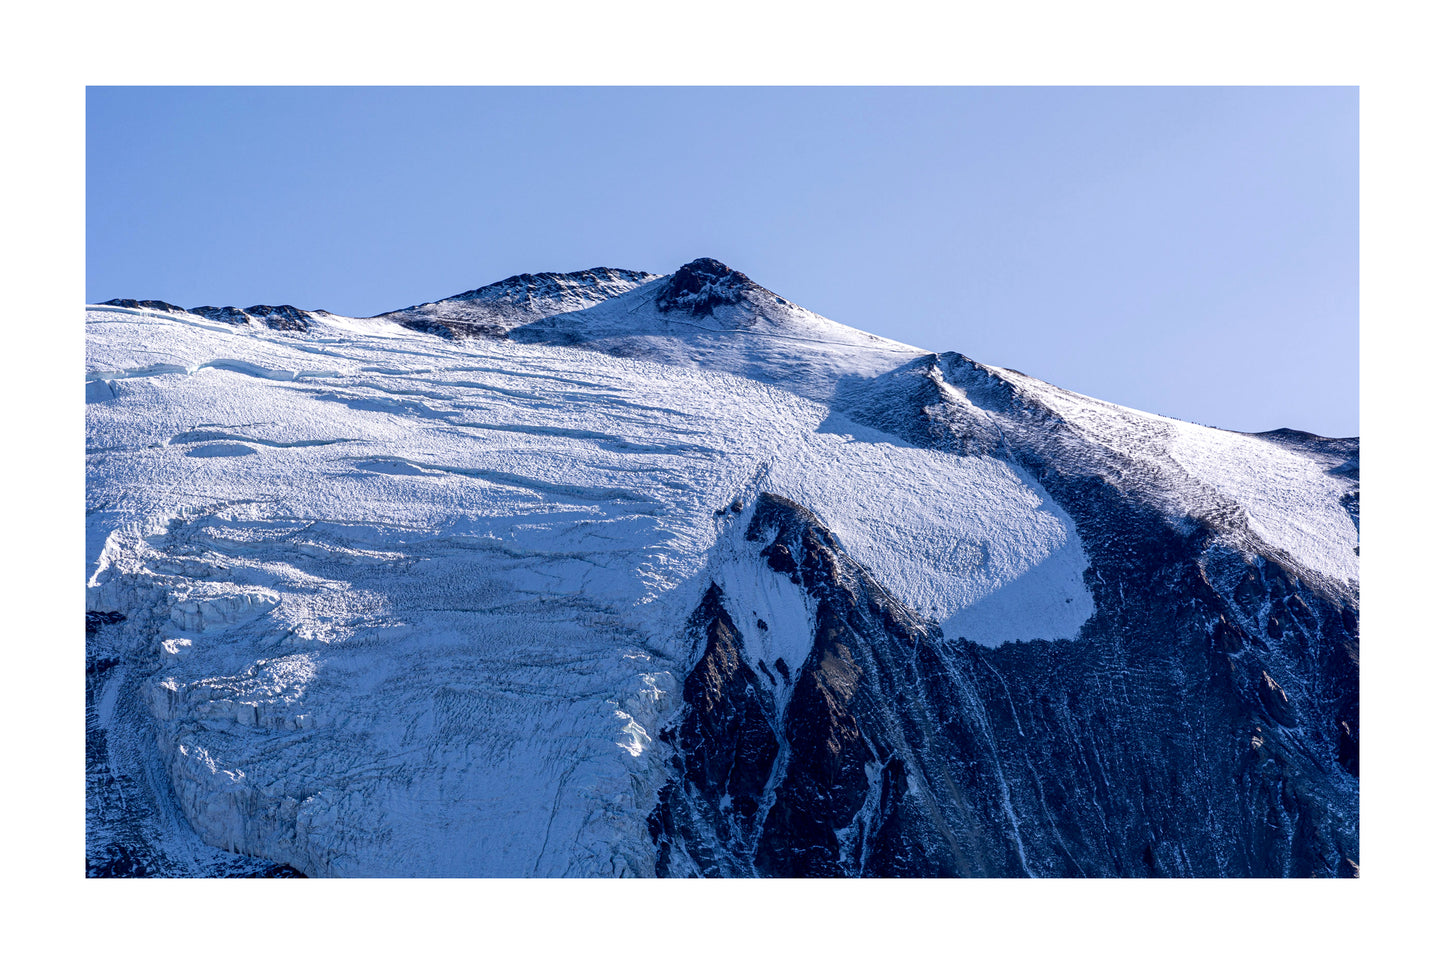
[86,258,1359,877]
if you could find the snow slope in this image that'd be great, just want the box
[987,365,1358,596]
[85,259,1357,876]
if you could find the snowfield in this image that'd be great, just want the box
[85,265,1357,876]
[999,368,1359,594]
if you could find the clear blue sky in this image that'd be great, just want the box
[86,87,1358,437]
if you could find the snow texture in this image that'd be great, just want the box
[85,263,1357,876]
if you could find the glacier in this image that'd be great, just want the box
[86,258,1359,876]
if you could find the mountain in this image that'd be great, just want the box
[85,258,1359,877]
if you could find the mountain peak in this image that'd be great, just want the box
[656,257,763,317]
[85,257,1359,879]
[676,256,747,280]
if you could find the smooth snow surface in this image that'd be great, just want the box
[759,414,1094,645]
[86,279,1354,876]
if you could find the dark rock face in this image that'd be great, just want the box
[652,584,782,876]
[655,258,755,317]
[651,484,1358,877]
[397,317,506,341]
[189,305,254,326]
[85,610,125,635]
[1258,670,1298,727]
[100,299,312,331]
[241,304,310,331]
[1337,721,1359,778]
[86,848,305,878]
[251,863,308,878]
[99,298,188,313]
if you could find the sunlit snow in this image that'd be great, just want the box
[86,287,1354,876]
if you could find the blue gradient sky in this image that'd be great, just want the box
[86,86,1358,436]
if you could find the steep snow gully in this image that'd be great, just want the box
[86,258,1358,877]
